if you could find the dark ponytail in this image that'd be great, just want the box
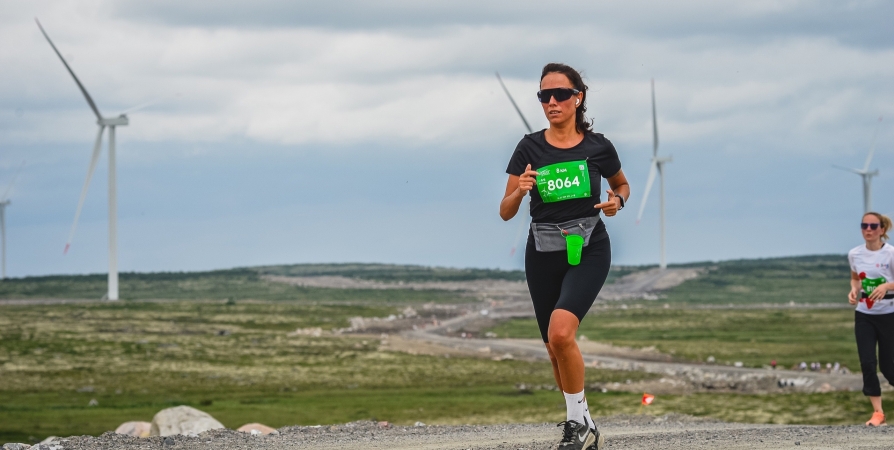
[540,63,593,134]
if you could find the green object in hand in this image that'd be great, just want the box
[565,234,584,266]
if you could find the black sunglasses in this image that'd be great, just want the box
[536,88,580,104]
[861,223,882,230]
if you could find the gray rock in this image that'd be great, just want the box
[2,444,31,450]
[114,421,151,437]
[150,405,225,437]
[236,423,278,435]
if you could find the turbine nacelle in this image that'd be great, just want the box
[99,115,129,127]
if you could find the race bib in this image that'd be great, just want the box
[536,160,591,203]
[861,273,886,295]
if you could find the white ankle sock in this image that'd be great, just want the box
[563,390,586,425]
[582,396,595,430]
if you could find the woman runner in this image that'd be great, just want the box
[500,63,629,450]
[848,212,894,426]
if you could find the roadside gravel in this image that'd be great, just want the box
[20,415,894,450]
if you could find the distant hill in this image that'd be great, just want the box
[254,263,526,282]
[663,254,850,304]
[0,256,851,304]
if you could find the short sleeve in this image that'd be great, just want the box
[506,138,532,176]
[594,137,621,178]
[848,251,856,273]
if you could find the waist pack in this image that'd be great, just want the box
[530,216,601,252]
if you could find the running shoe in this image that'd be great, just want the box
[866,411,886,427]
[557,420,595,449]
[586,427,605,450]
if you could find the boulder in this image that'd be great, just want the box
[150,406,225,436]
[2,444,31,450]
[236,423,278,435]
[115,421,152,437]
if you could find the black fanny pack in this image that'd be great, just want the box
[530,216,601,252]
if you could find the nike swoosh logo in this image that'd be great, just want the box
[577,427,589,442]
[577,399,584,403]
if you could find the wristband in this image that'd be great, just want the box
[616,195,625,210]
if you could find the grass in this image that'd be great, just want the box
[664,254,850,305]
[488,307,860,369]
[0,269,467,303]
[0,256,879,443]
[0,300,648,442]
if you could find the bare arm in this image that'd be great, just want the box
[500,164,539,221]
[593,169,631,217]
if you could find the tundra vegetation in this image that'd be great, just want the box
[0,257,872,443]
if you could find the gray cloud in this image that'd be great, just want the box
[112,0,894,49]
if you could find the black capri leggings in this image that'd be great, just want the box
[525,233,612,342]
[855,311,894,397]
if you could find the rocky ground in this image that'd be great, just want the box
[8,415,894,450]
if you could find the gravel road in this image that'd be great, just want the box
[22,415,893,450]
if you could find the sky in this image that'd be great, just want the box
[1,0,893,277]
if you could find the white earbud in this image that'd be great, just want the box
[576,99,580,105]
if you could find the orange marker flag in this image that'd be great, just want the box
[642,393,655,406]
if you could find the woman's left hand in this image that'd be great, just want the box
[868,283,892,301]
[594,190,621,217]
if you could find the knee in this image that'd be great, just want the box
[548,326,576,351]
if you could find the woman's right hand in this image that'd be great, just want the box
[848,288,859,305]
[518,164,538,195]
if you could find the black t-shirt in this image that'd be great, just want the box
[506,130,621,225]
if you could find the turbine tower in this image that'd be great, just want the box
[37,19,128,300]
[0,162,24,280]
[834,116,883,213]
[496,72,534,259]
[636,79,672,269]
[0,200,7,280]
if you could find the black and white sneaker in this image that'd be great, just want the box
[586,427,605,450]
[557,420,595,449]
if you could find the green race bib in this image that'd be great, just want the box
[536,160,591,203]
[862,275,887,294]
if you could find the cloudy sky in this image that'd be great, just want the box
[1,0,893,277]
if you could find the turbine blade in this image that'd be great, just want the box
[832,164,865,175]
[35,18,102,121]
[64,126,105,254]
[1,160,26,202]
[496,72,533,134]
[119,92,181,115]
[863,116,883,171]
[636,160,659,223]
[651,79,659,157]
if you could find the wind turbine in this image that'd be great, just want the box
[834,116,883,213]
[0,162,25,280]
[496,72,534,258]
[635,79,672,269]
[37,18,128,300]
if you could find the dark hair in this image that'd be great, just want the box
[540,62,593,134]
